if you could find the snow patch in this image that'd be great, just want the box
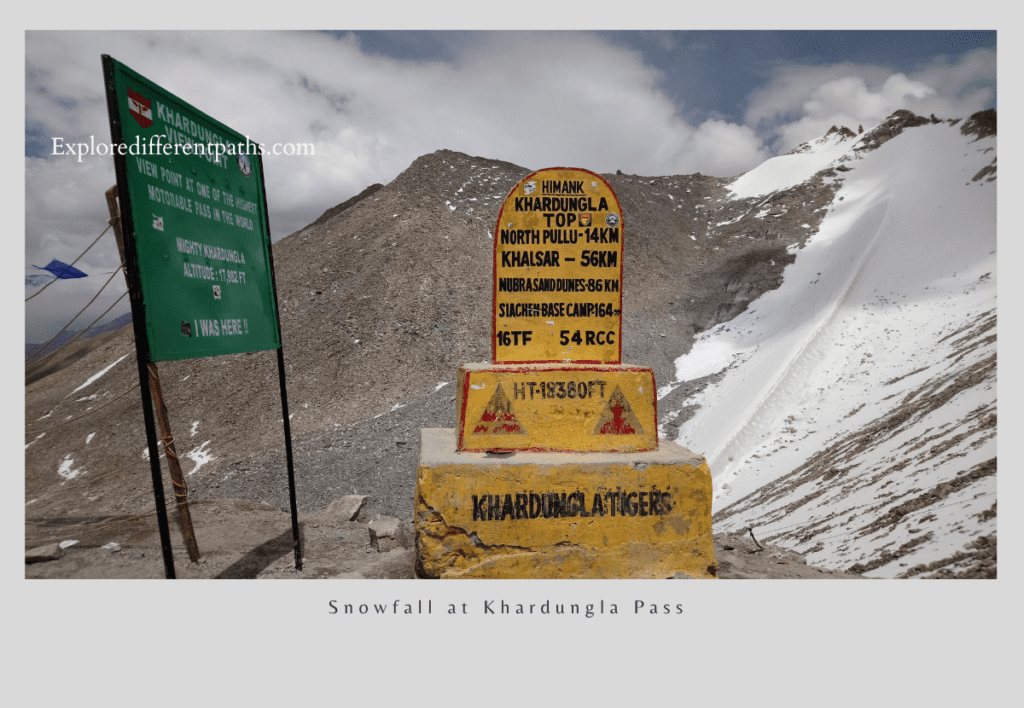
[186,441,214,476]
[71,353,130,394]
[57,454,84,480]
[728,135,850,199]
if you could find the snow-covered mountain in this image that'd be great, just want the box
[660,112,996,578]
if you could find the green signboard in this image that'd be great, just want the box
[104,57,280,361]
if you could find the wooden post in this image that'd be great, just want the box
[107,186,200,564]
[148,361,201,563]
[105,185,126,267]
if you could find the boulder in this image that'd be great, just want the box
[26,543,63,563]
[324,495,368,522]
[368,516,408,553]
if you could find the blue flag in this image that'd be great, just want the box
[32,259,87,279]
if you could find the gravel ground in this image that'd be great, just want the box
[25,490,864,579]
[188,381,459,523]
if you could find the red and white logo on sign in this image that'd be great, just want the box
[473,383,526,435]
[127,87,153,128]
[593,386,644,435]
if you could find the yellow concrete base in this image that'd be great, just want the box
[415,428,717,579]
[456,363,658,453]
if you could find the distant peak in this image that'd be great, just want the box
[823,125,857,141]
[787,124,859,156]
[960,109,997,141]
[853,109,932,152]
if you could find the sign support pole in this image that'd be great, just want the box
[258,153,302,571]
[276,348,302,571]
[102,57,177,578]
[138,363,178,579]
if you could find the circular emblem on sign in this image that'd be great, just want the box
[605,212,620,227]
[238,152,252,178]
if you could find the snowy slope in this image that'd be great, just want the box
[662,119,996,578]
[727,128,855,199]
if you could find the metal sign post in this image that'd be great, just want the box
[259,153,302,571]
[102,54,301,577]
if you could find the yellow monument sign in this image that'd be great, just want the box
[493,168,623,364]
[414,165,716,578]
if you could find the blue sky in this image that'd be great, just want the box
[23,28,997,342]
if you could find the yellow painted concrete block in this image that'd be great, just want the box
[456,363,658,453]
[415,428,717,579]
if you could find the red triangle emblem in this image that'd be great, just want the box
[473,383,526,435]
[593,386,644,435]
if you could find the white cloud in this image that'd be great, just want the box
[743,62,892,128]
[25,30,771,343]
[745,48,996,152]
[912,47,997,102]
[683,120,770,177]
[27,30,766,233]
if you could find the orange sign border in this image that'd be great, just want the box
[491,167,624,364]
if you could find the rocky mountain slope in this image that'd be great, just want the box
[24,109,995,579]
[25,312,133,384]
